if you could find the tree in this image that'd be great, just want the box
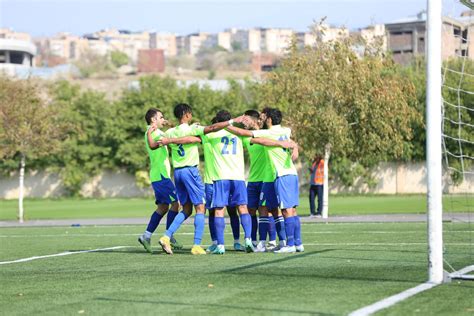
[49,80,122,195]
[0,77,64,222]
[110,50,129,68]
[257,31,421,214]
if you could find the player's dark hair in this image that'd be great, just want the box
[261,107,272,115]
[211,116,218,124]
[145,108,162,125]
[267,108,282,125]
[174,103,192,119]
[244,109,260,119]
[215,110,231,122]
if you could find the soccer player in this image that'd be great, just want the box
[253,108,303,253]
[237,109,288,252]
[204,118,244,253]
[199,110,253,254]
[228,108,303,253]
[138,108,182,253]
[156,103,242,255]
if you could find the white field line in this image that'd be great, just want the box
[0,246,129,265]
[348,282,438,316]
[0,230,471,238]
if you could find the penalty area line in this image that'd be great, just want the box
[0,246,130,265]
[348,282,438,316]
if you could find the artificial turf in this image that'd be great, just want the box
[1,222,472,315]
[1,195,473,220]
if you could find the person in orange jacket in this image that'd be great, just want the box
[309,155,324,217]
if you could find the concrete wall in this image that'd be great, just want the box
[0,170,149,199]
[1,162,472,199]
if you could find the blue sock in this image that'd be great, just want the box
[166,210,178,230]
[275,216,287,241]
[294,216,302,246]
[193,213,205,245]
[258,216,269,241]
[209,213,216,241]
[240,213,252,239]
[269,216,276,241]
[165,211,189,237]
[146,211,163,234]
[251,215,258,242]
[215,217,226,245]
[229,214,240,240]
[284,216,296,247]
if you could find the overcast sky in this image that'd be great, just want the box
[0,0,459,37]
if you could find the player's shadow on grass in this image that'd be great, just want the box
[218,249,421,283]
[219,249,334,273]
[95,297,336,315]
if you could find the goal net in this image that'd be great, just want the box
[438,0,474,281]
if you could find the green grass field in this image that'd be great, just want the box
[1,195,473,220]
[1,222,473,315]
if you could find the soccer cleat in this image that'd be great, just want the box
[170,237,183,250]
[254,241,266,253]
[191,245,207,255]
[296,245,305,252]
[266,240,277,252]
[138,235,152,254]
[274,245,296,254]
[159,236,173,255]
[244,238,255,253]
[207,243,218,253]
[211,245,225,255]
[234,242,245,252]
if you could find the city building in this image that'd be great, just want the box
[137,49,165,73]
[230,29,262,53]
[183,32,209,55]
[149,32,177,56]
[0,38,36,76]
[261,28,294,54]
[385,11,474,65]
[202,32,232,51]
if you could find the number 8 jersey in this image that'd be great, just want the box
[165,123,205,168]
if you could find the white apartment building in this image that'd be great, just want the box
[150,32,177,56]
[202,32,232,51]
[184,33,209,55]
[231,29,262,53]
[261,28,294,54]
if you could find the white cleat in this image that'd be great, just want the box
[254,241,266,253]
[266,240,277,252]
[274,246,296,254]
[296,245,305,252]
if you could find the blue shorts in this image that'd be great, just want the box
[247,181,263,209]
[275,174,299,209]
[259,182,278,210]
[205,183,214,210]
[151,178,178,205]
[174,166,205,206]
[211,180,247,208]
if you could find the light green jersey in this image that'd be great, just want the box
[202,130,245,181]
[201,136,217,184]
[165,123,205,168]
[252,125,297,177]
[242,137,274,182]
[145,127,171,182]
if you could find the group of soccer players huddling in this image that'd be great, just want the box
[138,103,303,255]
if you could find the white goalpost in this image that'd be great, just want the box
[429,0,474,283]
[426,0,444,284]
